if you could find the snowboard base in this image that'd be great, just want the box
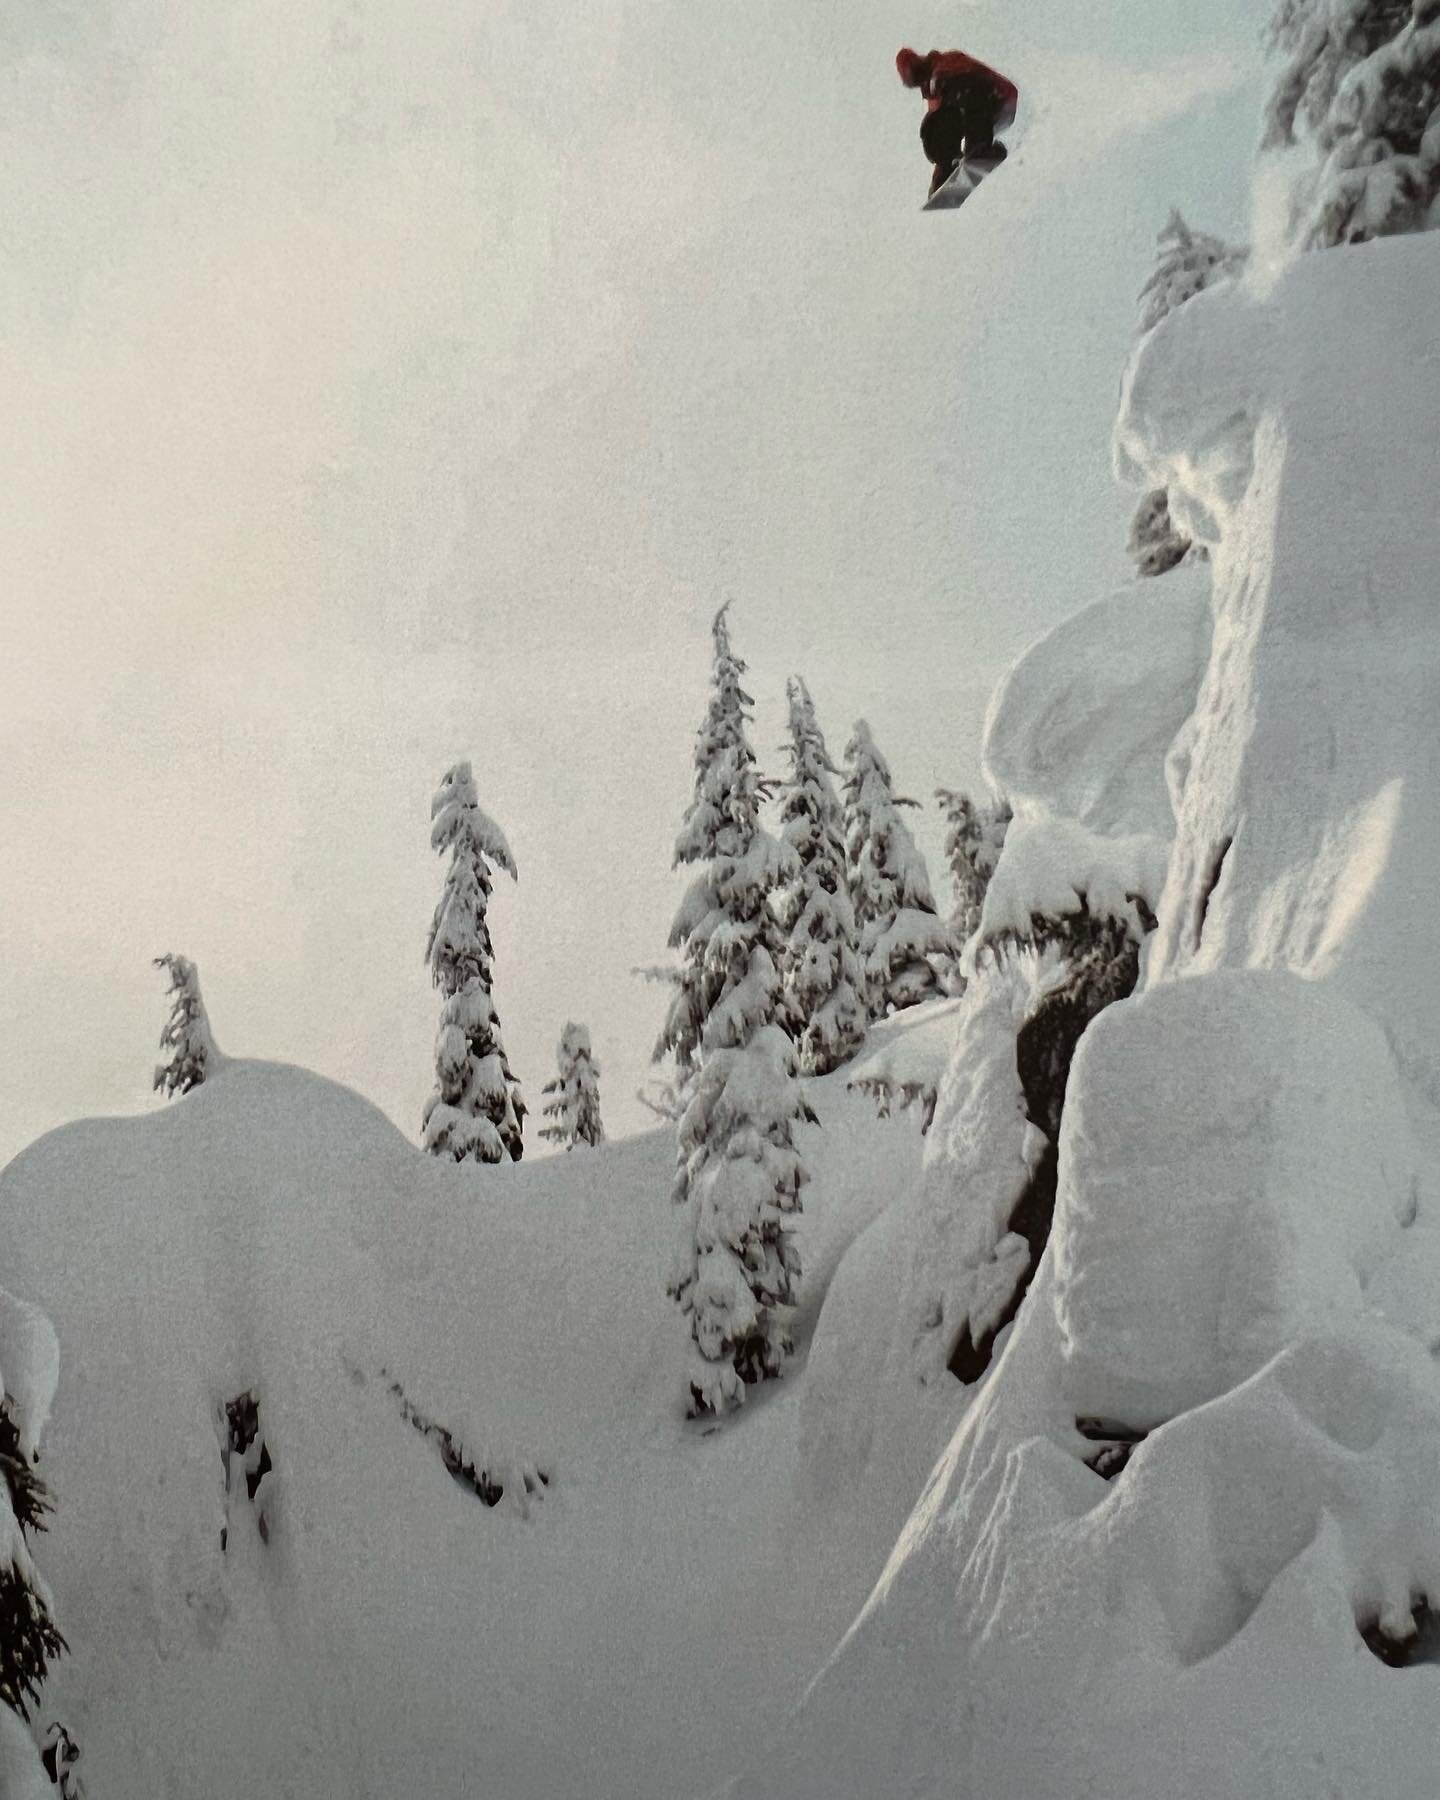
[923,153,1003,212]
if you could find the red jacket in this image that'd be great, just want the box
[896,48,1019,127]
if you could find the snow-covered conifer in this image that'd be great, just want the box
[0,1291,66,1736]
[775,676,867,1075]
[422,761,525,1165]
[1265,0,1440,248]
[935,789,1012,951]
[653,602,765,1086]
[843,721,949,1017]
[152,954,218,1099]
[540,1023,604,1149]
[1136,208,1247,336]
[660,606,812,1416]
[671,1018,813,1415]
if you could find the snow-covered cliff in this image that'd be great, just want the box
[717,219,1440,1800]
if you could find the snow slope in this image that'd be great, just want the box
[712,233,1440,1800]
[0,1037,935,1800]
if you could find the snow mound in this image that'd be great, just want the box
[0,1053,923,1799]
[1055,969,1416,1426]
[977,567,1210,942]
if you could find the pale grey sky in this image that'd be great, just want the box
[0,0,1266,1166]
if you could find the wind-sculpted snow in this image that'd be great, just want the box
[976,567,1211,945]
[1121,232,1440,1102]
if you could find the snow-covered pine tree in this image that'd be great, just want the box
[540,1023,604,1149]
[0,1291,66,1739]
[1266,0,1440,248]
[935,788,1012,951]
[152,953,218,1098]
[1136,208,1247,336]
[422,761,525,1165]
[653,602,759,1088]
[843,721,949,1017]
[661,606,812,1416]
[775,676,867,1075]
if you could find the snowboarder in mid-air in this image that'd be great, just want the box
[896,47,1019,208]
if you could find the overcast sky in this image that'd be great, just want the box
[0,0,1267,1168]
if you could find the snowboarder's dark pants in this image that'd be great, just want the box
[921,77,1007,194]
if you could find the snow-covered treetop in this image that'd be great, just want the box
[152,953,221,1099]
[1136,209,1247,336]
[430,761,516,877]
[673,603,769,870]
[779,677,848,874]
[844,720,937,915]
[1264,0,1440,246]
[541,1022,604,1150]
[426,761,517,995]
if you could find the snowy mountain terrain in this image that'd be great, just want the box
[0,1036,939,1800]
[5,6,1440,1798]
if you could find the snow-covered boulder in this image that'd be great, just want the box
[1053,969,1416,1426]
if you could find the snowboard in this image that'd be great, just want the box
[923,151,1004,212]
